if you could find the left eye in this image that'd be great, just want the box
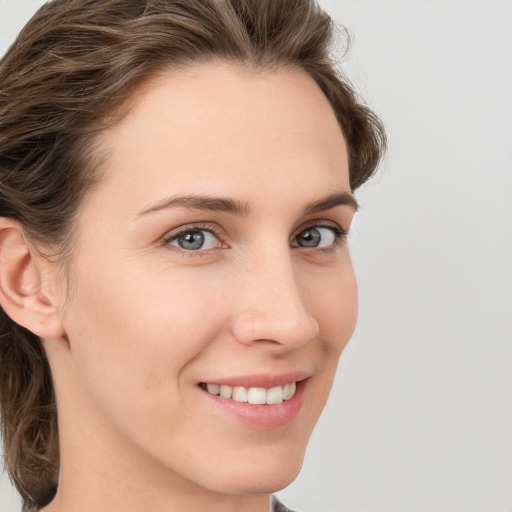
[292,226,341,248]
[167,229,220,251]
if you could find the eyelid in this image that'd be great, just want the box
[293,220,346,238]
[161,222,227,254]
[291,221,347,249]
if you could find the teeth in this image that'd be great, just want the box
[204,382,297,404]
[207,383,220,395]
[232,386,248,402]
[283,382,296,400]
[219,385,232,399]
[247,387,266,405]
[267,386,284,404]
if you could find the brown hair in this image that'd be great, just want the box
[0,0,386,509]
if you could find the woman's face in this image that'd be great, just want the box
[49,62,357,497]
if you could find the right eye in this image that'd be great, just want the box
[166,228,221,251]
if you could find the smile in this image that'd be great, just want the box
[201,382,297,405]
[198,374,308,428]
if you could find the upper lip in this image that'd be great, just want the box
[199,370,311,389]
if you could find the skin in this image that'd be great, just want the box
[35,62,358,512]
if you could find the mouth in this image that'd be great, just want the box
[199,381,297,405]
[197,373,309,428]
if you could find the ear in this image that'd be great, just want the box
[0,218,66,339]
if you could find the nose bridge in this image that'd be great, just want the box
[231,243,319,348]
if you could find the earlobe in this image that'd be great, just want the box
[0,218,65,339]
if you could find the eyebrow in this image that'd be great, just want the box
[303,192,358,214]
[137,194,251,217]
[137,191,358,218]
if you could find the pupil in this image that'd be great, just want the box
[179,231,204,250]
[300,228,320,247]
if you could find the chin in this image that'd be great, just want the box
[211,465,303,496]
[199,439,307,496]
[247,466,302,495]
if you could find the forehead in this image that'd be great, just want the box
[85,62,349,214]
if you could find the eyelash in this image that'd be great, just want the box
[295,223,347,254]
[162,221,347,258]
[162,222,223,258]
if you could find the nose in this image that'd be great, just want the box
[229,247,320,351]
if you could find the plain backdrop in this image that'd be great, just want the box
[1,1,511,511]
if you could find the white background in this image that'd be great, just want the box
[1,1,511,511]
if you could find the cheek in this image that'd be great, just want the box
[285,259,357,440]
[58,261,235,461]
[306,258,358,354]
[62,261,227,399]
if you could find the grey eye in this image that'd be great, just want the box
[168,230,219,251]
[293,226,338,248]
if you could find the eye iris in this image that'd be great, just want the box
[178,231,204,250]
[298,228,321,247]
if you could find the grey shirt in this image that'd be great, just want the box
[271,495,298,512]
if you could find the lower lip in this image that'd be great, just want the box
[198,380,307,429]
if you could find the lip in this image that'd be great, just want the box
[197,371,310,429]
[200,370,310,389]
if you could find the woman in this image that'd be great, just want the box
[0,0,386,511]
